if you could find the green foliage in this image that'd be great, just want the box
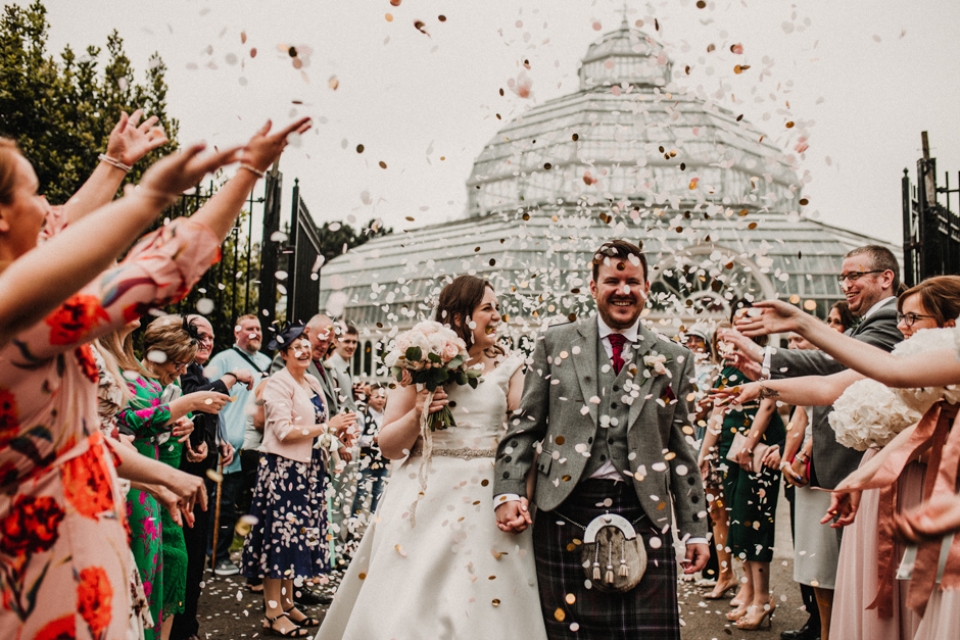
[0,1,178,204]
[319,218,392,264]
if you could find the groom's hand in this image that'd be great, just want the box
[495,498,533,534]
[683,543,710,574]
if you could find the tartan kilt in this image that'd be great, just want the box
[533,479,680,640]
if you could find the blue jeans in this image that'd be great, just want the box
[351,452,388,515]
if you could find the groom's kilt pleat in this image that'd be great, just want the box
[533,479,680,640]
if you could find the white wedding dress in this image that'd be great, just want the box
[316,355,547,640]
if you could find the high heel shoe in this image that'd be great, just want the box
[735,600,776,630]
[703,580,737,600]
[725,603,748,621]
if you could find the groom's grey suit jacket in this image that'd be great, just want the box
[493,316,708,541]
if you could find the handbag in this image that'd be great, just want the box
[579,513,647,593]
[725,432,769,474]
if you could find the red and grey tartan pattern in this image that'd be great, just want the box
[533,479,681,640]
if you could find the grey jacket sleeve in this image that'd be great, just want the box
[668,352,709,539]
[493,333,550,497]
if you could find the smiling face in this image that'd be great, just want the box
[336,330,358,360]
[193,317,215,365]
[469,286,501,352]
[0,154,50,259]
[306,321,333,361]
[590,258,650,330]
[897,293,942,338]
[826,307,846,333]
[839,254,893,316]
[235,318,262,354]
[281,338,313,373]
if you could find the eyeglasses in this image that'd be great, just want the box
[836,270,885,285]
[897,312,936,327]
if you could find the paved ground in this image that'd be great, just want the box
[196,484,808,639]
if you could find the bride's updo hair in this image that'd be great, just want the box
[435,275,502,355]
[898,275,960,326]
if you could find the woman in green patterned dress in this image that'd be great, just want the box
[115,315,230,640]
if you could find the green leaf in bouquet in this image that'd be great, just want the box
[456,370,468,386]
[391,366,403,383]
[427,352,442,364]
[447,355,465,369]
[405,346,422,362]
[468,376,479,389]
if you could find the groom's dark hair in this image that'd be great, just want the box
[591,239,648,283]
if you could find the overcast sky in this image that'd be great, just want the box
[32,0,960,245]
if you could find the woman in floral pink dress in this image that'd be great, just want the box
[0,116,311,640]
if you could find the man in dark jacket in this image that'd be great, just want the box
[171,315,250,640]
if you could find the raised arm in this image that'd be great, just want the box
[0,142,239,348]
[739,300,957,388]
[713,368,863,407]
[61,110,168,224]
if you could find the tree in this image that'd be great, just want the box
[318,218,392,264]
[0,1,177,204]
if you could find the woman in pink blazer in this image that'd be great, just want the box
[240,323,356,638]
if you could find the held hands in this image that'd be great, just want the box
[495,498,533,534]
[190,390,231,414]
[683,543,711,574]
[106,109,169,167]
[240,117,313,173]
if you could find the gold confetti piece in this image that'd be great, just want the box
[488,575,496,580]
[390,0,401,5]
[565,593,576,605]
[240,31,247,44]
[554,608,566,622]
[385,13,393,22]
[358,572,367,580]
[328,76,339,90]
[438,15,446,22]
[555,435,565,445]
[395,544,407,557]
[786,121,795,129]
[250,47,257,58]
[413,20,429,35]
[481,479,489,487]
[492,599,500,607]
[356,144,365,154]
[799,198,809,205]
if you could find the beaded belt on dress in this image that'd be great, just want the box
[408,446,496,459]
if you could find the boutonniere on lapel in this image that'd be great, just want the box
[642,352,672,379]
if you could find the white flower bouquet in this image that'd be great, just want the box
[829,327,960,450]
[384,320,481,430]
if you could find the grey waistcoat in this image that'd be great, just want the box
[582,335,634,479]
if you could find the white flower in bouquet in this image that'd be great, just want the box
[383,320,482,430]
[829,327,960,451]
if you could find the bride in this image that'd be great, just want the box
[316,275,547,640]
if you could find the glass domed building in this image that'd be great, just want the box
[320,19,894,378]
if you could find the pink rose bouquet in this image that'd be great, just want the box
[384,320,481,430]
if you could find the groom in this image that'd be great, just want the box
[494,239,709,639]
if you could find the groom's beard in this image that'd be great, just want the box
[597,294,644,329]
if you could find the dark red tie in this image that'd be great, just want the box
[608,333,627,374]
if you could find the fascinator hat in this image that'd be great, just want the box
[266,320,306,352]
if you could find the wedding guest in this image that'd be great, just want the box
[700,302,784,630]
[351,383,388,517]
[826,300,855,334]
[725,276,960,640]
[240,323,355,638]
[171,315,249,640]
[0,114,306,637]
[327,323,363,542]
[204,314,272,576]
[117,315,230,640]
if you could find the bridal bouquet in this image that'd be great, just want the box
[829,327,960,450]
[384,320,481,430]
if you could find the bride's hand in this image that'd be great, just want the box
[414,387,448,415]
[495,498,532,534]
